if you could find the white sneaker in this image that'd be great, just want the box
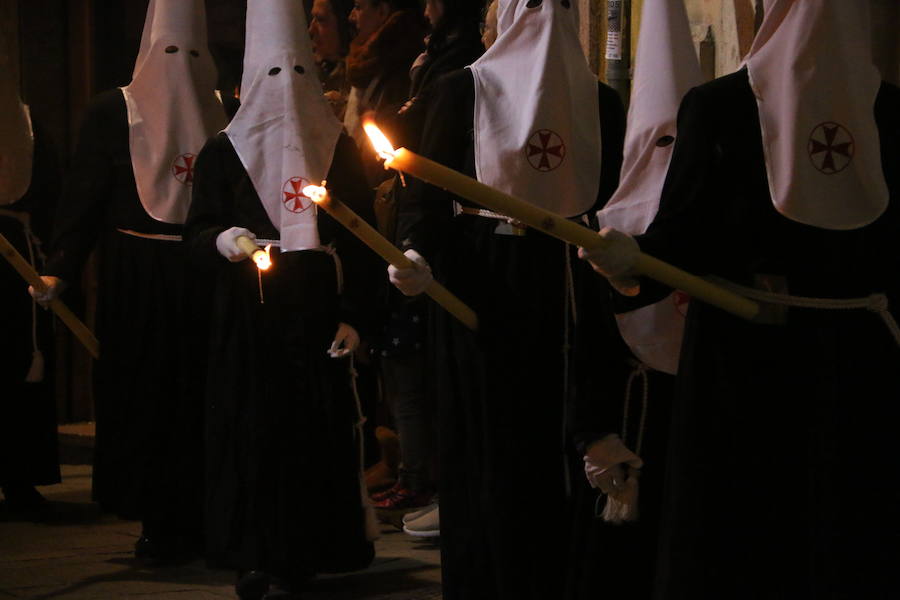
[402,504,439,538]
[401,502,438,526]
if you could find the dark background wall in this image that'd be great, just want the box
[20,0,248,157]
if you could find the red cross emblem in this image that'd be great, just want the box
[808,122,854,175]
[672,291,690,317]
[525,129,566,172]
[172,153,196,185]
[283,176,312,213]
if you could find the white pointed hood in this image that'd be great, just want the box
[596,0,702,375]
[746,0,887,230]
[468,0,600,217]
[121,0,226,224]
[225,0,342,252]
[0,2,33,206]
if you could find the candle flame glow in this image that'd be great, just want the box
[363,121,396,161]
[254,245,272,271]
[303,184,328,203]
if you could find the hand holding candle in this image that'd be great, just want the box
[362,121,760,322]
[216,227,271,270]
[303,183,479,331]
[578,227,642,297]
[388,249,433,297]
[0,233,100,359]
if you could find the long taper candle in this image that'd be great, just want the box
[363,121,760,322]
[303,184,479,331]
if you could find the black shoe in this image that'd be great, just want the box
[236,570,270,600]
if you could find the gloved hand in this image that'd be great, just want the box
[388,249,432,297]
[28,275,66,307]
[216,227,257,262]
[328,322,360,358]
[583,433,643,495]
[578,227,641,296]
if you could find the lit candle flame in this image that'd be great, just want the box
[254,245,272,271]
[303,184,328,203]
[363,121,396,162]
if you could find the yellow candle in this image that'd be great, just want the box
[363,122,760,322]
[236,235,271,270]
[0,233,100,359]
[303,184,479,331]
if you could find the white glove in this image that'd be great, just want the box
[578,227,641,296]
[328,322,360,358]
[388,249,433,297]
[216,227,257,262]
[28,275,67,306]
[583,433,643,495]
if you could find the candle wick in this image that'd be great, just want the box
[257,267,265,304]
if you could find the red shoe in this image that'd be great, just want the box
[371,485,433,510]
[370,482,402,503]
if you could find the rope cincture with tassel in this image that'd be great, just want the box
[349,354,381,542]
[600,360,650,524]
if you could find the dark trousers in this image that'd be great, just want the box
[380,352,434,492]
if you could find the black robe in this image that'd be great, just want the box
[44,89,213,538]
[565,281,675,600]
[185,132,379,581]
[635,70,900,598]
[395,69,626,600]
[0,122,61,490]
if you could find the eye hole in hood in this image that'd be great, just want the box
[656,135,675,147]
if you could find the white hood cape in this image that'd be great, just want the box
[596,0,702,375]
[0,2,33,206]
[224,0,343,252]
[746,0,887,230]
[121,0,226,224]
[469,0,601,217]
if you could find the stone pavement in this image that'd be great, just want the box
[0,426,442,600]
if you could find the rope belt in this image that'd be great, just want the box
[454,203,527,236]
[116,231,345,296]
[612,283,899,476]
[116,228,182,242]
[717,279,900,347]
[621,359,650,457]
[253,239,344,295]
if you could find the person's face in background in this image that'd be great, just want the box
[349,0,391,44]
[481,0,498,49]
[424,0,444,28]
[309,0,344,62]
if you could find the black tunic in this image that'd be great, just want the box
[44,89,211,537]
[0,122,61,489]
[185,132,379,580]
[636,70,900,599]
[565,289,675,600]
[395,69,626,600]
